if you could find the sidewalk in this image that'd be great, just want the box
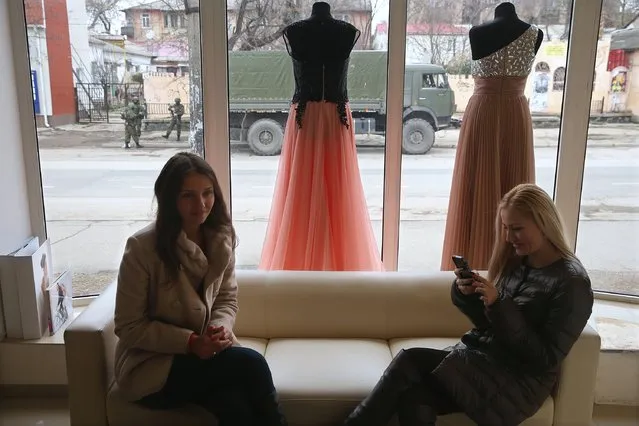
[35,121,639,150]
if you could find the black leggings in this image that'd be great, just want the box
[395,347,459,416]
[138,347,275,426]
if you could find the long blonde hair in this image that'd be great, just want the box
[487,183,576,284]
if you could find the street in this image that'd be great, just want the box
[37,124,639,296]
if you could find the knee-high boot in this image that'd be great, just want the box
[254,390,288,426]
[397,386,438,426]
[343,350,422,426]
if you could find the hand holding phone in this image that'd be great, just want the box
[452,255,474,280]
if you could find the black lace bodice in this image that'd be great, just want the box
[291,58,350,128]
[284,19,360,129]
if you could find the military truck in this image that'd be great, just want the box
[228,50,456,155]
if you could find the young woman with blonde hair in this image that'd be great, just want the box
[344,183,594,426]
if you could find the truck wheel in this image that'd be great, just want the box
[247,119,284,156]
[402,118,435,155]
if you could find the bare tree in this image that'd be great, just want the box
[601,0,639,29]
[356,0,378,49]
[227,0,301,51]
[459,0,501,26]
[87,0,121,33]
[407,0,474,70]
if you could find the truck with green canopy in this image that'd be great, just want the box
[228,50,456,155]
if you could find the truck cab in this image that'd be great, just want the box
[400,64,456,154]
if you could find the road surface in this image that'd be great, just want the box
[37,125,639,296]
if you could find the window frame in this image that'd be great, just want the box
[141,13,151,28]
[194,0,636,302]
[11,0,636,303]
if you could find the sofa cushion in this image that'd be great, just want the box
[106,382,216,426]
[265,338,393,425]
[237,336,269,355]
[105,339,267,426]
[234,271,473,339]
[390,338,554,426]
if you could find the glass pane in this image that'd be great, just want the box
[25,0,202,296]
[576,0,639,296]
[228,0,387,271]
[397,0,573,271]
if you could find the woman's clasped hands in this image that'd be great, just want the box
[454,269,499,306]
[189,325,233,359]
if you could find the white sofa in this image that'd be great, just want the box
[64,270,601,426]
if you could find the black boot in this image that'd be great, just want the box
[397,386,437,426]
[254,390,288,426]
[344,350,422,426]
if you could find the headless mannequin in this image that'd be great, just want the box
[469,2,543,60]
[283,1,361,128]
[282,1,361,62]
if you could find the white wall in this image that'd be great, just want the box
[0,1,32,339]
[27,26,53,120]
[0,0,46,341]
[67,0,92,83]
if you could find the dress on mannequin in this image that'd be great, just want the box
[258,2,383,271]
[440,2,543,271]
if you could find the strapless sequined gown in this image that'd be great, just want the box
[441,25,538,271]
[259,35,383,271]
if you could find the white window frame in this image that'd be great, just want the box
[195,0,635,302]
[7,0,46,244]
[8,0,635,303]
[553,0,602,251]
[141,13,151,28]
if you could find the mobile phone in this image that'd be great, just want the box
[452,255,474,280]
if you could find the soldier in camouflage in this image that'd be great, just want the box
[121,98,144,149]
[162,97,185,141]
[133,97,146,137]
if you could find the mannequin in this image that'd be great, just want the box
[283,2,361,128]
[259,1,382,271]
[283,2,360,62]
[440,1,540,271]
[469,2,543,60]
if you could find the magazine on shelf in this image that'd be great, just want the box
[47,269,73,334]
[0,237,53,340]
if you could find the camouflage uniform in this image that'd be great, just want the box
[135,99,147,137]
[129,98,145,137]
[121,102,144,149]
[163,98,185,141]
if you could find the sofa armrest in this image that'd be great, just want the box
[553,322,601,426]
[64,282,118,426]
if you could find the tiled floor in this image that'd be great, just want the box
[0,397,637,426]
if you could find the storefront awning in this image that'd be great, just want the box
[610,28,639,51]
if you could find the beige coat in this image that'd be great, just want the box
[113,223,239,401]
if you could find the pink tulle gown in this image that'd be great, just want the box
[259,100,383,271]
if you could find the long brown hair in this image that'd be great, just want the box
[153,152,237,279]
[488,184,576,285]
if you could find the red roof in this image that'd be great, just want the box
[375,22,467,36]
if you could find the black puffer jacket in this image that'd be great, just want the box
[431,257,594,426]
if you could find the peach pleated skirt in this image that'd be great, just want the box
[441,77,535,271]
[259,101,383,271]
